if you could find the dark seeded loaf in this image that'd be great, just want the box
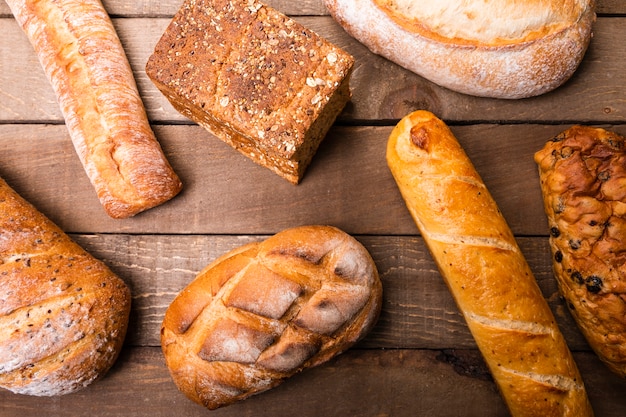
[146,0,354,184]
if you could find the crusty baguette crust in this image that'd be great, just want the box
[161,225,382,409]
[535,126,626,377]
[324,0,595,99]
[0,178,130,396]
[6,0,182,218]
[386,111,593,416]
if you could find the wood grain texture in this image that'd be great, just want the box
[2,16,626,124]
[1,348,625,417]
[2,0,626,415]
[66,234,588,350]
[0,0,623,17]
[2,123,626,235]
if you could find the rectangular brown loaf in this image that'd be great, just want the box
[146,0,354,184]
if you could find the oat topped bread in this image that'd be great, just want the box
[146,0,354,184]
[535,125,626,377]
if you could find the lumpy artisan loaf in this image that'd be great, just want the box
[387,111,593,416]
[324,0,595,98]
[0,178,131,396]
[146,0,354,184]
[161,225,382,409]
[535,126,626,377]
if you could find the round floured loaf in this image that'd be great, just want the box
[0,178,131,396]
[324,0,596,98]
[161,225,382,409]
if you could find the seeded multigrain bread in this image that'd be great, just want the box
[535,126,626,377]
[161,225,382,409]
[0,178,130,396]
[146,0,355,184]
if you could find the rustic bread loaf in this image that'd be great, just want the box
[146,0,354,184]
[6,0,182,218]
[324,0,595,99]
[161,225,382,409]
[387,111,593,416]
[535,125,626,377]
[0,178,131,396]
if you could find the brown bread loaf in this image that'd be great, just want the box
[535,125,626,377]
[161,225,382,409]
[0,178,131,396]
[386,110,593,416]
[146,0,354,184]
[6,0,182,218]
[324,0,595,99]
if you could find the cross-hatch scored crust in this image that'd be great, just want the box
[179,243,369,369]
[161,225,381,409]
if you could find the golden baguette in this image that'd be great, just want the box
[6,0,182,218]
[386,110,593,416]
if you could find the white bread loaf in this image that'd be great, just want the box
[386,111,593,416]
[6,0,182,218]
[161,225,382,409]
[0,178,131,396]
[324,0,595,98]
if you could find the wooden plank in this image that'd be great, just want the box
[69,233,591,351]
[1,347,625,417]
[2,123,626,235]
[0,0,622,17]
[2,16,626,124]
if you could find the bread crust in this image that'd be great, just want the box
[146,0,354,184]
[324,0,595,98]
[6,0,182,218]
[387,111,593,416]
[535,125,626,377]
[0,178,131,396]
[161,225,382,409]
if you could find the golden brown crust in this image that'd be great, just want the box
[146,0,354,184]
[0,178,131,396]
[387,111,593,416]
[535,125,626,377]
[161,225,382,409]
[324,0,595,98]
[6,0,182,218]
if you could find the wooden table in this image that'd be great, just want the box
[1,1,626,415]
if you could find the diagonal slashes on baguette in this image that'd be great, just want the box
[386,110,593,417]
[6,0,182,218]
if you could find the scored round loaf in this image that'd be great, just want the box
[161,225,382,409]
[0,178,131,396]
[535,126,626,377]
[324,0,596,98]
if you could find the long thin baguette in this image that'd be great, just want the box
[386,110,593,416]
[6,0,182,218]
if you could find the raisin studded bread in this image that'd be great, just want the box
[146,0,354,184]
[535,125,626,377]
[161,225,382,409]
